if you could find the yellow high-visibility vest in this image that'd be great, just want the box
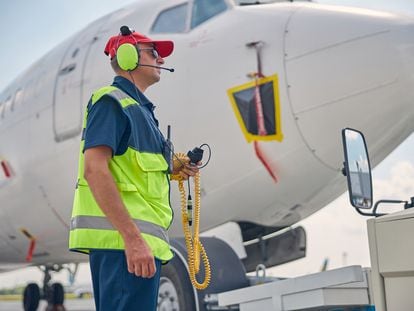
[69,86,173,261]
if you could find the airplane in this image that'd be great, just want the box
[0,0,413,310]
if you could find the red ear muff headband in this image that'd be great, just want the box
[104,25,174,60]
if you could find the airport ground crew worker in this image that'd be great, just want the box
[68,26,198,311]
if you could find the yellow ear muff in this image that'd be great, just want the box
[116,43,139,71]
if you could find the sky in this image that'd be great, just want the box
[0,0,413,289]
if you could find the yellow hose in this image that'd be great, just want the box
[171,154,211,290]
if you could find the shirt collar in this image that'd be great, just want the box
[112,76,155,110]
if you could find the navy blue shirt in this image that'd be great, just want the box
[83,76,160,156]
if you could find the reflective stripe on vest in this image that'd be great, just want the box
[107,89,137,108]
[92,87,137,109]
[70,215,169,244]
[69,85,173,261]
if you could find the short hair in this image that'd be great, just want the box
[110,57,122,73]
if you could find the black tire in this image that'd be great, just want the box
[158,238,249,311]
[158,256,196,311]
[23,283,40,311]
[47,282,65,305]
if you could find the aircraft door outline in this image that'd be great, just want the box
[53,21,105,142]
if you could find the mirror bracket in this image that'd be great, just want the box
[404,197,414,209]
[341,163,347,176]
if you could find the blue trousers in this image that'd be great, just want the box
[89,250,161,311]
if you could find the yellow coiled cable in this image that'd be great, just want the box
[171,153,211,290]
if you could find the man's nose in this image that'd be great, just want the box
[157,56,165,64]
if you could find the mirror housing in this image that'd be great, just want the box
[342,128,373,210]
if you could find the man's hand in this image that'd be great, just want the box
[172,156,200,180]
[124,235,156,278]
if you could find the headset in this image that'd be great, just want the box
[115,26,174,72]
[117,44,141,71]
[115,26,141,71]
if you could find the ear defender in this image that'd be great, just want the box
[116,43,139,71]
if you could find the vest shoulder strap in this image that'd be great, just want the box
[91,85,138,109]
[91,86,118,104]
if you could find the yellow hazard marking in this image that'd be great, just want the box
[227,74,283,143]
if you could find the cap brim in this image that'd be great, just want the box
[153,41,174,58]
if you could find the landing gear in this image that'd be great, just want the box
[45,283,65,310]
[41,265,66,311]
[23,283,40,311]
[158,237,249,311]
[158,257,195,311]
[22,265,67,311]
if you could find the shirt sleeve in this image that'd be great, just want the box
[83,95,131,156]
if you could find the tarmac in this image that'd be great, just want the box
[0,298,95,311]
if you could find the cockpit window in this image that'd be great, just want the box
[3,96,12,117]
[12,88,23,111]
[151,3,188,34]
[151,0,229,34]
[191,0,228,29]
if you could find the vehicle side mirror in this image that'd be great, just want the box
[342,128,373,210]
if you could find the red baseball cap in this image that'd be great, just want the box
[104,26,174,59]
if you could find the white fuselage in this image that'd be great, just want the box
[1,0,413,267]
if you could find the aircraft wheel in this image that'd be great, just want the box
[46,282,65,307]
[158,237,249,311]
[23,283,40,311]
[158,256,195,311]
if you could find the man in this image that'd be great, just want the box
[69,26,197,310]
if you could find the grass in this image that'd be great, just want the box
[0,294,21,301]
[0,293,91,301]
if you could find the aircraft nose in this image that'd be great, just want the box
[284,6,414,169]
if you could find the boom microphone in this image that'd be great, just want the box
[139,64,175,72]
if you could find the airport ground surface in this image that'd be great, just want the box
[0,298,95,311]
